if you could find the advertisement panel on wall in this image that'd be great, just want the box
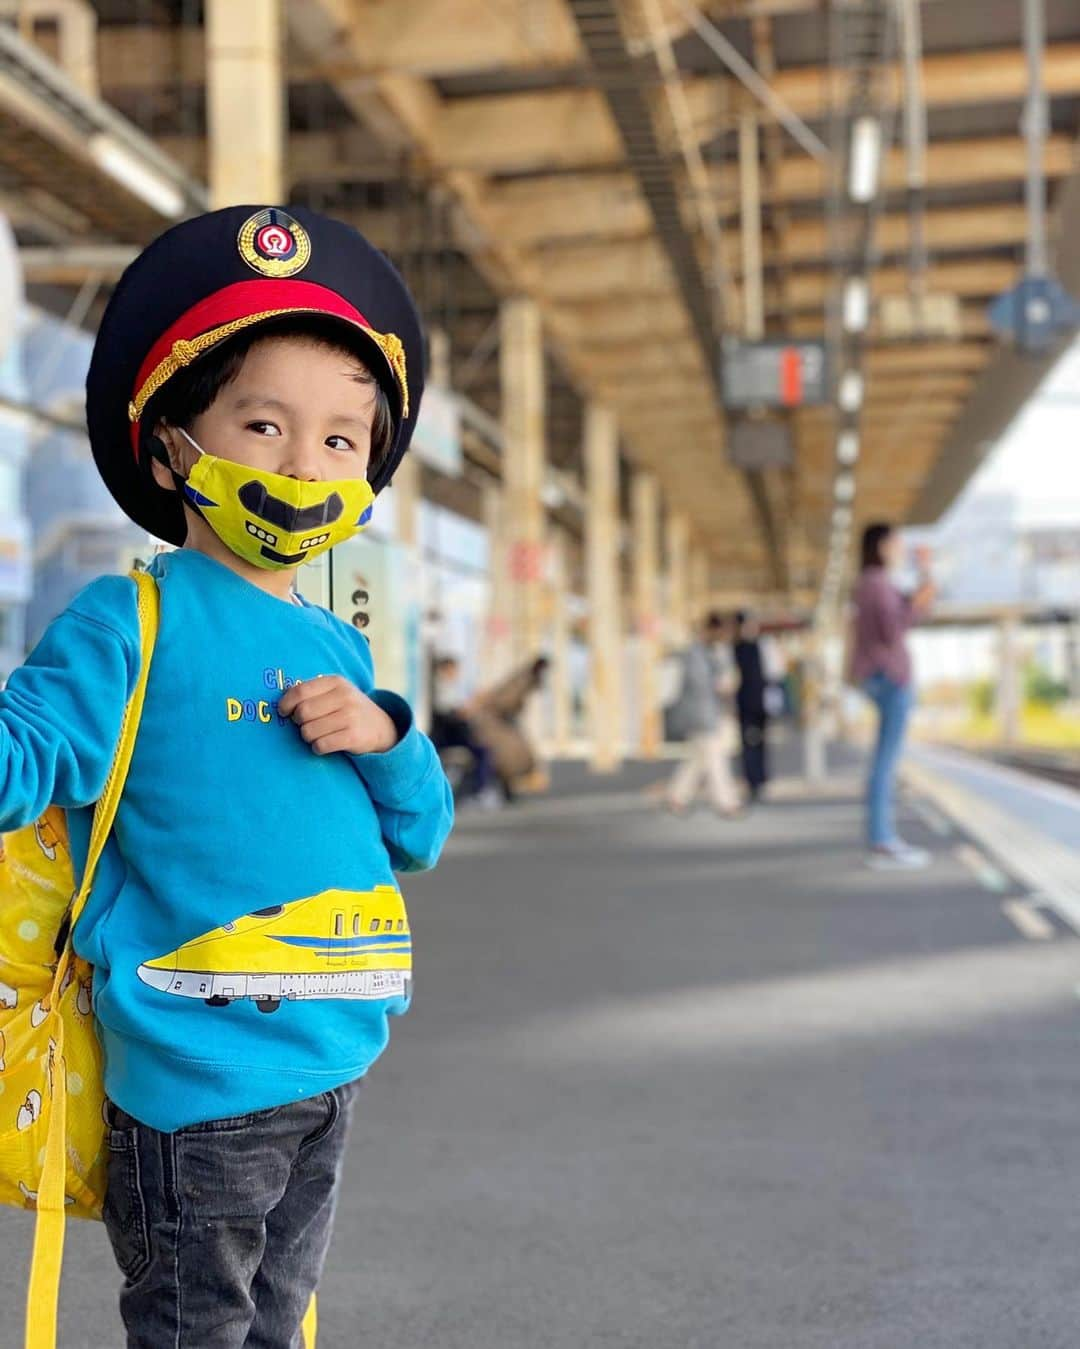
[293,533,420,707]
[411,385,462,477]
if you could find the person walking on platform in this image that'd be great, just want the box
[733,610,770,802]
[851,522,935,869]
[664,612,741,817]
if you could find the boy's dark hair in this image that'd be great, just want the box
[140,314,396,482]
[703,611,727,635]
[860,522,893,570]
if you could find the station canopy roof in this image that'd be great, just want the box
[5,0,1080,605]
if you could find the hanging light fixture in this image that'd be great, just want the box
[838,370,864,413]
[848,115,882,203]
[843,276,870,332]
[836,430,860,465]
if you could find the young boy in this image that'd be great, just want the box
[0,206,454,1345]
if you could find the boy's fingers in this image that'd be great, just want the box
[278,675,340,716]
[311,730,357,756]
[287,685,351,724]
[296,710,349,745]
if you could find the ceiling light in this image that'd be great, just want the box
[843,277,870,332]
[838,370,864,413]
[836,431,860,465]
[88,133,185,218]
[834,472,855,503]
[849,116,882,204]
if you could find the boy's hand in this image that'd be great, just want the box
[278,677,400,757]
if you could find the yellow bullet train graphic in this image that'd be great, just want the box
[137,886,411,1013]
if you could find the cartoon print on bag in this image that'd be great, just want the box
[17,1090,41,1131]
[18,1180,74,1211]
[0,1027,5,1070]
[0,979,17,1010]
[76,981,92,1018]
[30,1000,47,1028]
[33,815,62,862]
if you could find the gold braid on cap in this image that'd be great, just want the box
[128,311,410,423]
[363,329,409,419]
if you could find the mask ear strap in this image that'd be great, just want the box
[145,433,198,510]
[146,434,171,470]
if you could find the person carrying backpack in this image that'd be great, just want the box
[662,612,741,817]
[0,206,453,1346]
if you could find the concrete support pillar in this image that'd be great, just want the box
[206,0,284,208]
[689,545,710,625]
[393,324,450,551]
[1068,618,1080,701]
[739,112,765,340]
[802,628,827,783]
[392,456,420,549]
[667,509,691,647]
[14,0,98,96]
[632,471,662,759]
[429,327,452,388]
[483,482,512,679]
[548,528,572,757]
[585,403,623,773]
[499,298,546,675]
[997,615,1022,745]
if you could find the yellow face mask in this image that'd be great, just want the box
[177,428,374,570]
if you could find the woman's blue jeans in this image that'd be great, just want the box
[863,673,913,848]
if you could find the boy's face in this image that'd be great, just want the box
[157,335,378,485]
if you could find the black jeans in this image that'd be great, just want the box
[738,710,769,795]
[103,1082,360,1348]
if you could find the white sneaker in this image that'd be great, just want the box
[866,842,931,871]
[473,784,504,811]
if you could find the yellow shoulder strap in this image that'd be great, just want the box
[26,569,159,1349]
[303,1295,318,1348]
[66,569,160,940]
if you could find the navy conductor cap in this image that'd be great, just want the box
[86,205,426,546]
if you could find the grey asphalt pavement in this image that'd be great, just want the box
[5,748,1080,1347]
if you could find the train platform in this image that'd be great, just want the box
[4,738,1080,1347]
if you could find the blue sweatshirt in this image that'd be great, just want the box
[0,549,453,1131]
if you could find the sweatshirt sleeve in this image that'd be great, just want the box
[0,578,140,831]
[349,688,454,874]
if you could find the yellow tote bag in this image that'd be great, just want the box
[0,570,159,1347]
[0,569,318,1349]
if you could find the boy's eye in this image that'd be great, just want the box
[326,435,356,452]
[247,421,281,437]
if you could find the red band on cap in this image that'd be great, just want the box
[129,279,370,459]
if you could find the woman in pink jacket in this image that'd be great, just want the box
[851,523,935,869]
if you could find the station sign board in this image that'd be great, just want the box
[721,339,829,411]
[728,418,795,470]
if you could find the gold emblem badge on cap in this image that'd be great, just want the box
[237,209,312,278]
